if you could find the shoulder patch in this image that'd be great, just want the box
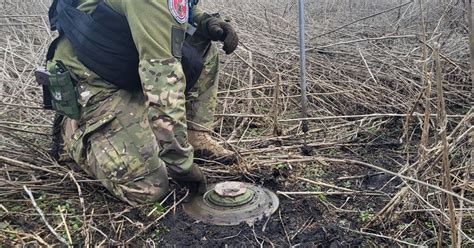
[168,0,189,24]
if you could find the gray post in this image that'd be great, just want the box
[298,0,312,155]
[298,0,309,130]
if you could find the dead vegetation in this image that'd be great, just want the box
[0,0,472,246]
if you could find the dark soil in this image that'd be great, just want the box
[126,124,406,247]
[155,158,401,247]
[157,195,362,247]
[1,123,409,247]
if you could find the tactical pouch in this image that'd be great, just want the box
[48,61,81,119]
[35,61,81,119]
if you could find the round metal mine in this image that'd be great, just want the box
[183,181,279,226]
[207,182,254,207]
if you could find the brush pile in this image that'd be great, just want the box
[0,0,472,246]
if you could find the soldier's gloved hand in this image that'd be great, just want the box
[169,164,207,201]
[198,15,239,54]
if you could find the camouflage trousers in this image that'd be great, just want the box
[56,37,219,205]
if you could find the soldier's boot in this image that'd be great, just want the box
[188,130,238,165]
[52,114,78,162]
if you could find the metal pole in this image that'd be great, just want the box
[298,0,312,155]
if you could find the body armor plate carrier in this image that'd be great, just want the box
[47,0,203,91]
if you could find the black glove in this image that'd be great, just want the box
[169,164,207,200]
[198,15,239,54]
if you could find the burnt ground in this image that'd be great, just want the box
[149,122,430,247]
[1,157,405,247]
[133,125,408,247]
[155,157,402,247]
[0,120,456,246]
[158,196,354,247]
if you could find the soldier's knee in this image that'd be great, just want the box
[120,165,170,204]
[112,166,169,205]
[147,180,170,202]
[87,140,170,204]
[143,168,171,202]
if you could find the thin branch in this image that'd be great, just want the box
[24,186,70,246]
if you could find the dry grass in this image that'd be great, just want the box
[0,0,472,246]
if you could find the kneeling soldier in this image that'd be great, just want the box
[40,0,239,205]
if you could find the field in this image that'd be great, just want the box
[0,0,473,246]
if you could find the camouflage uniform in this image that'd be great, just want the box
[51,0,218,205]
[185,36,219,132]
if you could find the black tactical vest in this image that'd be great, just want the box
[48,0,203,91]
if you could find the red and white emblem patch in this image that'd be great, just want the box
[169,0,189,24]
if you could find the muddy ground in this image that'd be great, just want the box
[0,118,464,246]
[157,153,404,247]
[131,123,409,246]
